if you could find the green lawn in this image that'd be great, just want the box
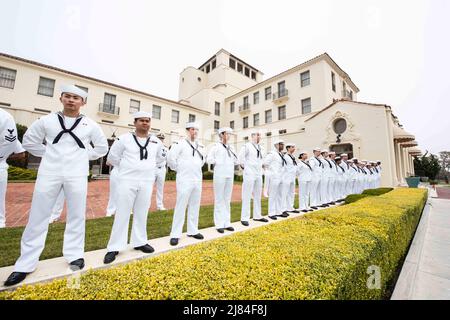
[0,198,278,268]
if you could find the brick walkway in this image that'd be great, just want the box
[436,186,450,200]
[4,180,243,228]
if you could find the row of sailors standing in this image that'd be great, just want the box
[2,84,382,286]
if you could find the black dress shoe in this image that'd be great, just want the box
[4,272,28,286]
[278,212,289,218]
[301,209,309,213]
[253,218,269,223]
[134,244,154,254]
[241,221,249,226]
[329,202,336,205]
[69,258,85,271]
[310,206,318,210]
[188,233,204,240]
[268,215,277,220]
[104,251,118,264]
[225,227,235,231]
[217,228,225,234]
[291,210,300,213]
[308,209,314,212]
[170,238,179,246]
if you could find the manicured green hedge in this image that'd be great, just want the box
[0,188,427,300]
[7,166,38,181]
[345,187,393,204]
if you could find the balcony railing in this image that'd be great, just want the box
[239,103,251,113]
[99,103,120,115]
[272,89,289,101]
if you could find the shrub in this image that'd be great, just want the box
[344,194,370,204]
[7,166,37,181]
[0,188,427,300]
[362,188,393,196]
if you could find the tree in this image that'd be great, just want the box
[438,151,450,177]
[413,151,441,180]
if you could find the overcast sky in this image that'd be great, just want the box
[1,0,449,154]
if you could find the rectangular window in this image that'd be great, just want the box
[331,72,336,92]
[230,120,234,129]
[243,96,249,107]
[206,65,210,74]
[253,113,259,126]
[253,91,259,105]
[102,93,117,114]
[301,98,312,114]
[279,129,287,135]
[237,63,243,73]
[251,70,256,80]
[265,86,272,100]
[245,67,250,77]
[349,90,353,100]
[189,114,196,122]
[211,60,216,70]
[215,101,220,116]
[277,81,286,96]
[37,76,55,97]
[278,105,286,120]
[214,120,220,130]
[265,109,272,124]
[243,116,248,129]
[171,110,180,123]
[0,67,17,89]
[230,102,235,113]
[229,59,236,69]
[152,105,162,119]
[129,99,140,113]
[300,70,310,87]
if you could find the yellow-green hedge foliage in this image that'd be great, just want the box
[0,188,427,300]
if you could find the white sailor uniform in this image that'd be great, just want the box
[264,150,287,217]
[207,142,238,229]
[282,153,298,212]
[167,138,206,238]
[308,156,323,207]
[297,160,313,211]
[14,112,108,273]
[155,144,168,210]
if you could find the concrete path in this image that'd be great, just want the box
[1,205,339,292]
[391,187,450,300]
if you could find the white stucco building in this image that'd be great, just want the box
[0,49,420,186]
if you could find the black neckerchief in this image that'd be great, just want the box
[222,143,237,159]
[278,152,287,166]
[332,159,339,171]
[324,158,332,168]
[337,164,344,172]
[301,160,312,171]
[351,165,357,172]
[52,113,85,148]
[251,143,262,159]
[368,167,373,175]
[288,154,297,166]
[186,139,203,160]
[132,134,151,160]
[315,157,324,168]
[374,167,379,173]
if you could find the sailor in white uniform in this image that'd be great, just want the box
[167,122,206,246]
[297,151,313,212]
[155,133,168,211]
[282,143,298,214]
[334,156,346,201]
[264,139,288,219]
[319,150,333,207]
[328,151,339,203]
[207,127,238,233]
[375,161,382,187]
[105,160,119,217]
[0,108,26,228]
[339,153,351,197]
[103,111,162,264]
[308,147,323,210]
[238,130,268,226]
[4,85,108,287]
[349,158,359,194]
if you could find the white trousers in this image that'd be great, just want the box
[263,173,270,197]
[14,175,87,273]
[309,178,321,207]
[241,174,263,221]
[49,189,65,223]
[155,166,166,209]
[107,178,154,252]
[299,180,311,210]
[106,168,119,216]
[0,168,7,228]
[327,177,335,202]
[320,177,329,204]
[268,177,283,216]
[282,179,296,212]
[170,180,202,238]
[213,176,233,229]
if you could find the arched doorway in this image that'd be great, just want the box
[329,143,353,158]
